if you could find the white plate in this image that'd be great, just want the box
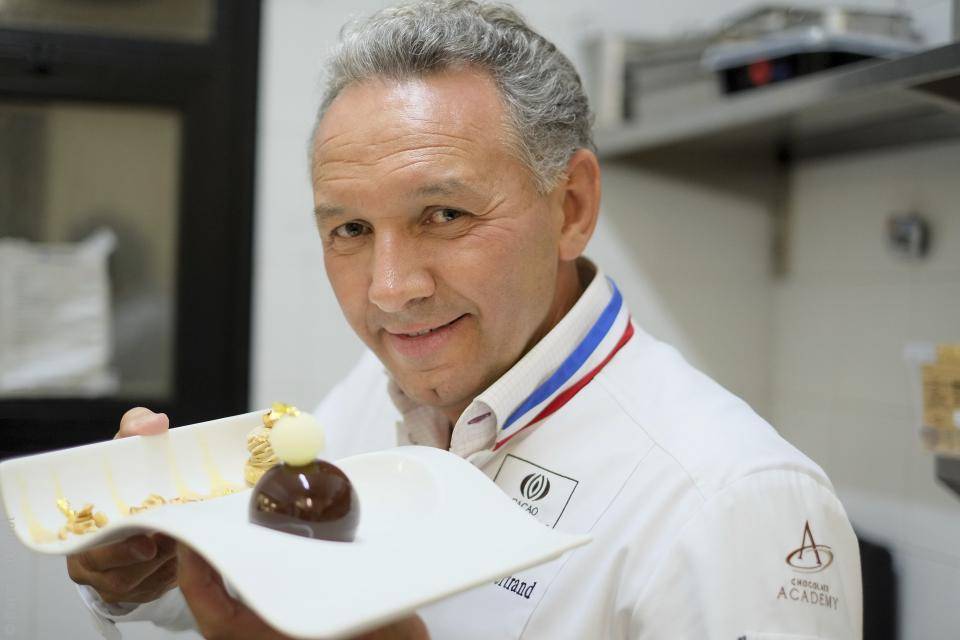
[0,411,590,639]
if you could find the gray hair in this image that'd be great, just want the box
[314,0,594,193]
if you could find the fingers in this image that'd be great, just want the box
[116,407,169,439]
[124,556,179,600]
[178,544,284,640]
[67,534,179,604]
[77,534,159,572]
[87,556,179,604]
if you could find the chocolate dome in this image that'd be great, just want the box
[249,460,359,542]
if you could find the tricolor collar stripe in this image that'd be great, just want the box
[493,318,634,452]
[501,279,624,432]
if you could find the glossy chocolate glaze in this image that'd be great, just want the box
[249,460,359,542]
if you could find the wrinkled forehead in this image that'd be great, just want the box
[310,69,518,180]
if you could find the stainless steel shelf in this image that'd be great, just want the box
[596,41,960,162]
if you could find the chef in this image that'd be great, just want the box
[68,1,863,638]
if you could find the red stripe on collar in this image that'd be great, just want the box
[493,319,635,452]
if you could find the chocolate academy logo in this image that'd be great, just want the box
[519,473,550,501]
[785,521,834,573]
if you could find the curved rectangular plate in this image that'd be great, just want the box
[0,411,590,639]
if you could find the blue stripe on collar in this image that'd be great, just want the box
[500,278,623,432]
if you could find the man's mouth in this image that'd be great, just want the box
[390,315,465,339]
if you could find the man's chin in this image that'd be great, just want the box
[395,376,455,405]
[392,373,474,414]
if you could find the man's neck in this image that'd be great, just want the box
[526,259,587,355]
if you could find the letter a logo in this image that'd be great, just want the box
[785,520,834,573]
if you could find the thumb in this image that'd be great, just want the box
[116,408,169,439]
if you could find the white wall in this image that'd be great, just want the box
[3,0,956,638]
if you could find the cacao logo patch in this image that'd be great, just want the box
[520,473,550,501]
[493,454,577,528]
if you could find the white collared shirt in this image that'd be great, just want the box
[81,263,862,639]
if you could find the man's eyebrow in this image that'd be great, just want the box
[313,202,345,219]
[414,179,472,197]
[313,179,475,219]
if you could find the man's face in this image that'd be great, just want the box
[311,68,567,418]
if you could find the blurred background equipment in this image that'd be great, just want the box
[583,30,721,126]
[0,0,213,42]
[0,101,180,400]
[0,0,261,457]
[704,6,923,93]
[584,4,926,127]
[0,229,118,397]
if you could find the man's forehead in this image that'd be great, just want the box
[313,70,510,156]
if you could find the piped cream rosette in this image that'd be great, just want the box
[244,403,325,485]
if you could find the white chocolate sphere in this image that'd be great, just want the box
[269,413,325,466]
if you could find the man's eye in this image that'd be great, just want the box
[428,208,465,224]
[332,222,369,239]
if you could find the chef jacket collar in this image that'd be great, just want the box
[389,258,631,463]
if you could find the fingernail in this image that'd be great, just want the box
[133,537,156,561]
[133,413,167,435]
[135,412,157,426]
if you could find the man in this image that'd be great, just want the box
[69,2,863,638]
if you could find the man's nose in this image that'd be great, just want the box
[368,235,435,313]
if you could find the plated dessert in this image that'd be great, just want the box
[1,411,590,640]
[49,403,356,542]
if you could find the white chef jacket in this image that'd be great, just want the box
[81,263,862,639]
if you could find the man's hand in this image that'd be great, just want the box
[178,544,430,640]
[67,533,178,604]
[66,407,177,604]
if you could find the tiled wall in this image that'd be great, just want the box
[595,161,774,416]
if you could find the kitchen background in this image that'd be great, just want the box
[1,0,958,638]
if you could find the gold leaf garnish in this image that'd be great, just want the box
[129,493,168,514]
[55,498,108,539]
[263,403,300,429]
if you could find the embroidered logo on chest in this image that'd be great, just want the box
[492,454,578,528]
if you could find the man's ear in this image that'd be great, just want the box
[556,149,601,262]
